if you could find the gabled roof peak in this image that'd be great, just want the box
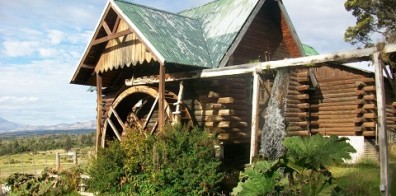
[113,0,198,21]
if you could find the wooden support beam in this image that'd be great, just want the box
[81,64,95,69]
[158,63,165,131]
[125,44,396,86]
[110,107,126,131]
[102,21,112,36]
[373,52,390,195]
[250,71,260,164]
[95,73,102,153]
[92,29,132,45]
[112,17,121,34]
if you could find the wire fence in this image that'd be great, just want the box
[0,151,92,179]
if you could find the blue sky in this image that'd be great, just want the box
[0,0,358,126]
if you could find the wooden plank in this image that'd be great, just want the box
[373,52,390,195]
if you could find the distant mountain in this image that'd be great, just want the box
[0,117,21,131]
[0,117,95,133]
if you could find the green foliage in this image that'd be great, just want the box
[232,135,356,195]
[344,0,396,45]
[87,125,224,195]
[233,161,282,195]
[0,133,95,155]
[283,135,356,170]
[86,141,126,193]
[4,167,82,195]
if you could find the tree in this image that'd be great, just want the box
[63,135,72,152]
[344,0,396,45]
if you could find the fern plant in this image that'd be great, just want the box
[232,135,356,195]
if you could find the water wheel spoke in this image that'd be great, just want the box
[143,95,159,129]
[110,107,127,131]
[150,120,158,135]
[103,86,192,145]
[107,118,121,141]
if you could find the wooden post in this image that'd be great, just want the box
[96,72,103,153]
[73,152,77,165]
[158,63,165,131]
[250,69,261,163]
[373,52,390,196]
[55,152,60,172]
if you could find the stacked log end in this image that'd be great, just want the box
[286,69,310,136]
[185,76,250,143]
[356,78,377,136]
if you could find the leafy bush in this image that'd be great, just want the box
[4,167,82,195]
[86,141,126,193]
[232,135,356,195]
[87,125,224,195]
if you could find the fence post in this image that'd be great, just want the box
[56,153,60,171]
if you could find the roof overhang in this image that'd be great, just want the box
[70,0,165,86]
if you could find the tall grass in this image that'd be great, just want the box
[329,144,396,195]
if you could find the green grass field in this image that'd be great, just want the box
[328,144,396,195]
[0,147,94,180]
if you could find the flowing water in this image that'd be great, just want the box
[260,69,290,160]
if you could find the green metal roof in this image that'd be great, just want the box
[114,0,212,68]
[113,0,260,68]
[303,44,319,56]
[180,0,259,67]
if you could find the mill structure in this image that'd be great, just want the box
[71,0,396,166]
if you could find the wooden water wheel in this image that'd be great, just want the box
[101,85,192,147]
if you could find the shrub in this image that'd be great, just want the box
[232,135,356,195]
[87,124,224,195]
[86,141,126,193]
[4,167,82,195]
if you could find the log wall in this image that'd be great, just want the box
[184,76,251,143]
[286,65,396,137]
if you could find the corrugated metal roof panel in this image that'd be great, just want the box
[114,0,212,68]
[303,44,319,56]
[180,0,260,67]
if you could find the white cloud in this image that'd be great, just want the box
[0,96,39,104]
[38,48,59,57]
[3,40,39,57]
[48,29,65,45]
[283,0,357,53]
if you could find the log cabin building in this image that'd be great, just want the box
[71,0,396,163]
